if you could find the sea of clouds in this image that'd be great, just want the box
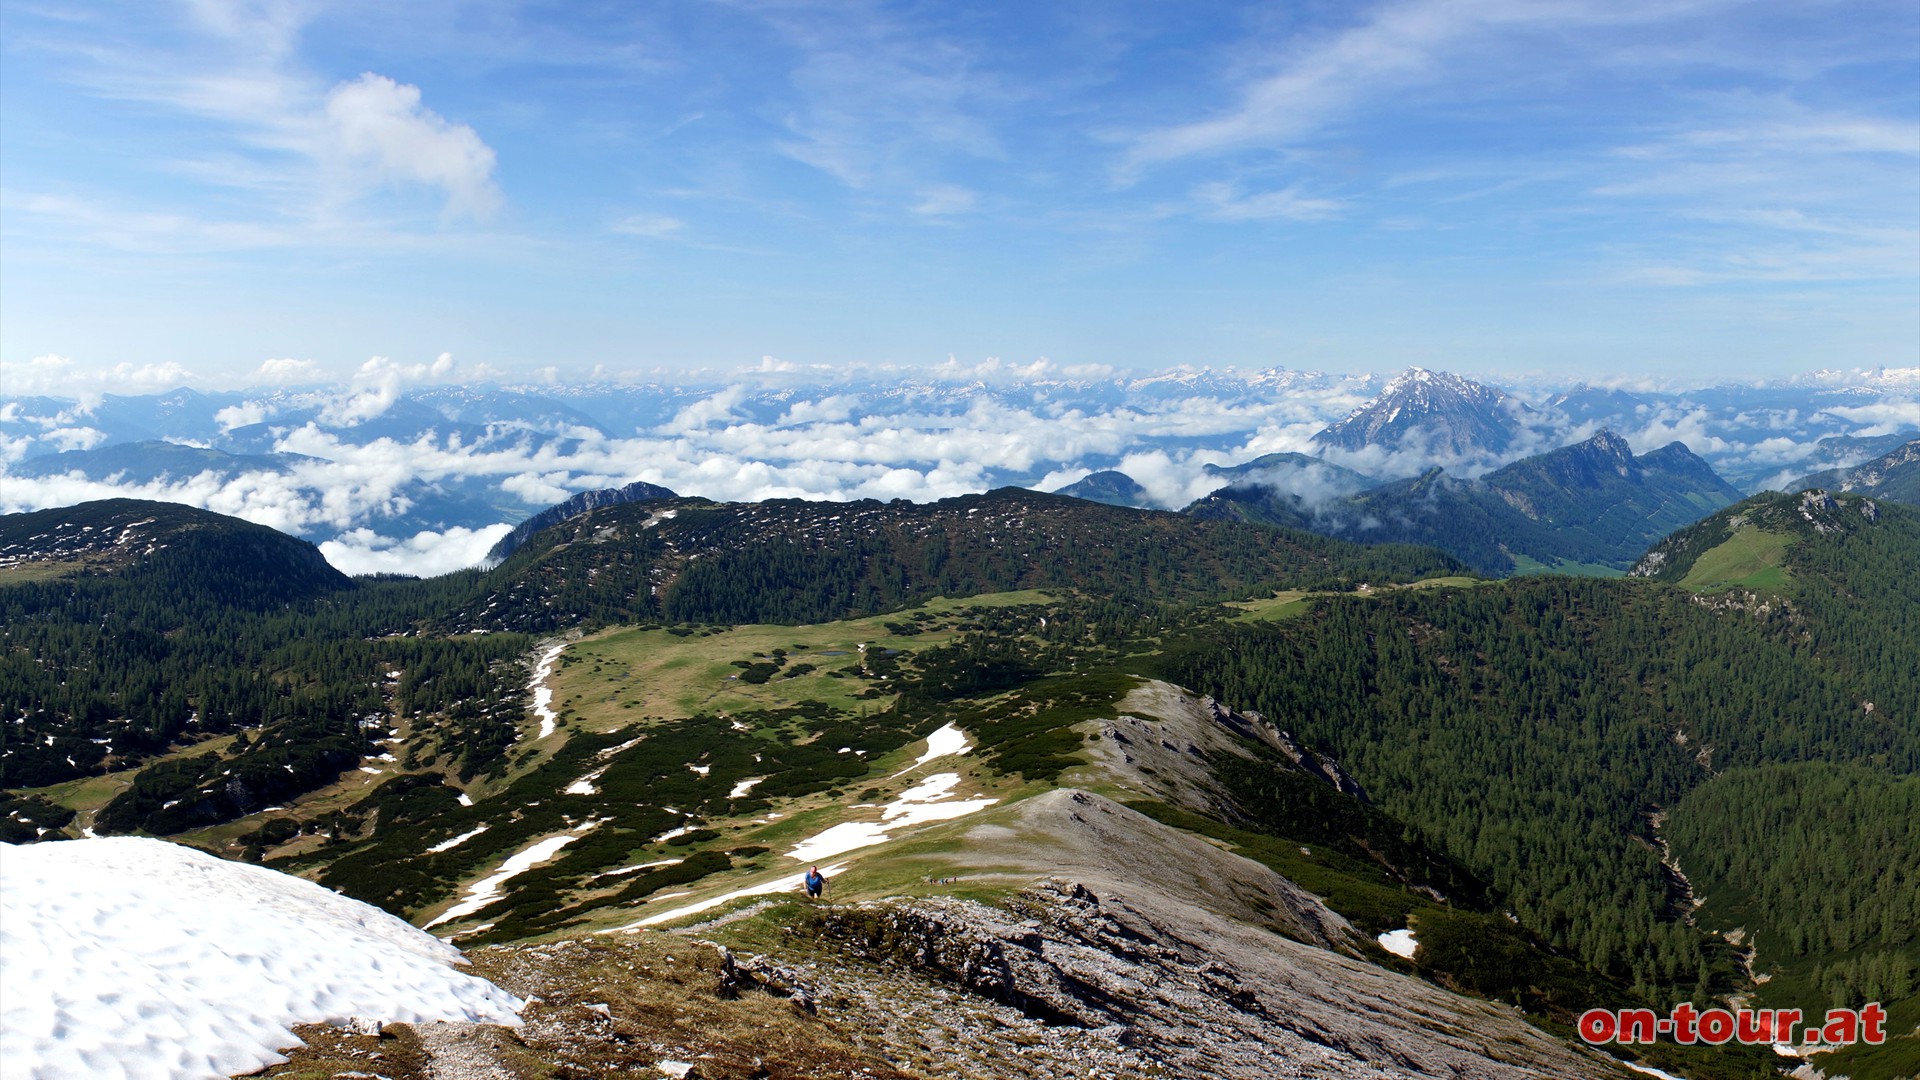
[2,355,1915,577]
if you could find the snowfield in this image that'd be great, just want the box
[0,837,523,1080]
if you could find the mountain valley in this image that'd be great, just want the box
[4,480,1917,1078]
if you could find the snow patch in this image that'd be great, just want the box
[605,862,851,932]
[787,772,997,863]
[564,767,607,796]
[0,837,521,1080]
[598,858,683,879]
[892,722,971,776]
[1377,928,1419,959]
[426,821,601,929]
[528,643,567,739]
[728,777,764,799]
[426,825,489,854]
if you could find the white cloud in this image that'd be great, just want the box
[319,524,514,577]
[8,12,504,251]
[105,362,192,389]
[779,395,860,425]
[0,355,192,396]
[1057,362,1118,380]
[0,354,77,395]
[499,471,573,505]
[1621,406,1734,457]
[323,74,501,218]
[665,386,749,430]
[0,468,323,536]
[255,357,319,382]
[215,402,271,431]
[1035,466,1092,492]
[931,356,1064,382]
[1114,449,1233,509]
[44,427,109,452]
[319,352,461,427]
[1817,400,1920,435]
[761,4,1002,191]
[1124,0,1720,172]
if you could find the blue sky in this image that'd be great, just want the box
[2,0,1915,389]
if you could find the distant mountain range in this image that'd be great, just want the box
[1541,384,1648,426]
[1202,451,1374,490]
[1723,429,1919,491]
[3,368,1913,561]
[1790,438,1920,504]
[9,440,320,482]
[1186,430,1743,575]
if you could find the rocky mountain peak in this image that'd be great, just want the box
[487,478,680,561]
[1311,367,1531,457]
[1581,428,1633,460]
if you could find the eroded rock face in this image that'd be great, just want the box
[1085,680,1366,821]
[796,877,1622,1080]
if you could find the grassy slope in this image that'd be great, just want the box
[1676,527,1792,592]
[554,591,1059,732]
[176,591,1119,944]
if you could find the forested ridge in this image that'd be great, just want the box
[468,487,1462,631]
[1163,493,1920,1026]
[1,493,1455,825]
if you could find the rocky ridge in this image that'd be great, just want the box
[247,867,1629,1080]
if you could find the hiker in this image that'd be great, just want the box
[804,865,826,899]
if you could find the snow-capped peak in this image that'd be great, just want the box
[1311,368,1529,457]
